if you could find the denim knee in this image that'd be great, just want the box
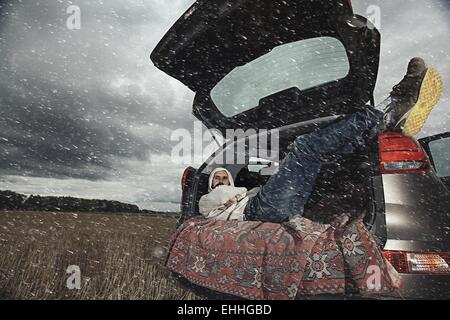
[293,135,321,159]
[243,202,290,223]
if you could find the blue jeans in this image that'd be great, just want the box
[243,107,385,223]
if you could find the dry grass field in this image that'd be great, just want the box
[0,211,202,300]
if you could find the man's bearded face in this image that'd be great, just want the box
[212,171,230,189]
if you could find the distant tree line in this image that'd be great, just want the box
[0,190,158,214]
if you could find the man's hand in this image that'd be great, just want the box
[219,196,238,211]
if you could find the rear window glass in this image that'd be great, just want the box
[429,137,450,177]
[211,36,350,118]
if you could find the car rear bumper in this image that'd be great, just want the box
[398,274,450,299]
[298,274,450,300]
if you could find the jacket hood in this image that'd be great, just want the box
[208,167,235,192]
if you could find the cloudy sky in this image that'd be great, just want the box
[0,0,449,211]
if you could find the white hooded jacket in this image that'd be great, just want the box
[198,167,260,221]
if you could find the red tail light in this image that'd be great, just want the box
[383,251,450,275]
[181,166,193,191]
[378,132,431,174]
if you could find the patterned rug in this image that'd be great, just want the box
[165,215,402,300]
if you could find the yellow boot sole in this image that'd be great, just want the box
[402,68,443,137]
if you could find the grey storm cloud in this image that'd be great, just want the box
[0,0,196,180]
[0,0,449,210]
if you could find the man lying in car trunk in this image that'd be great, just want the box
[199,58,443,223]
